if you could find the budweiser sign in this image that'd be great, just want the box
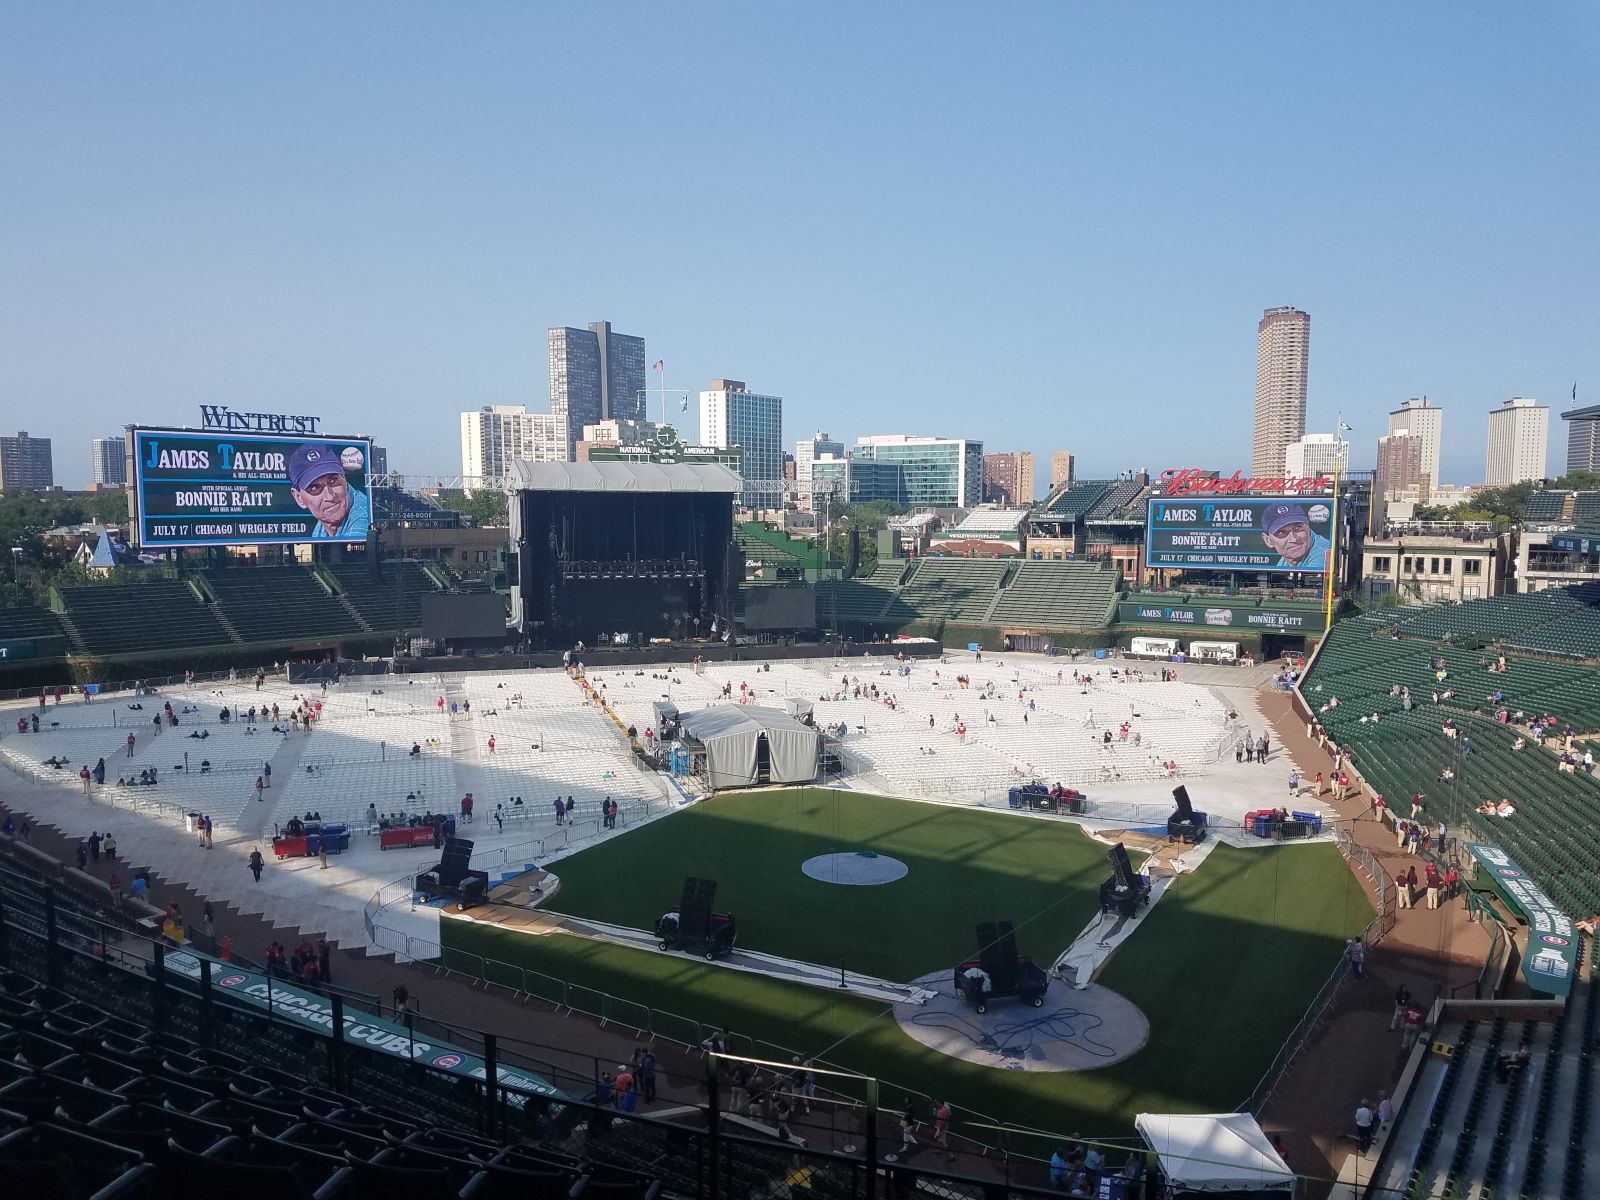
[1159,468,1333,497]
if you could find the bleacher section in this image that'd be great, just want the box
[1372,939,1599,1200]
[56,583,235,656]
[1083,480,1145,523]
[1525,491,1571,522]
[323,561,441,631]
[988,560,1120,629]
[202,569,367,645]
[814,562,906,622]
[1380,584,1600,659]
[1302,618,1600,915]
[893,559,1011,622]
[1574,492,1600,524]
[0,604,67,645]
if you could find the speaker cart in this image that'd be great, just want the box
[952,921,1050,1014]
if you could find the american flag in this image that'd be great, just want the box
[651,359,664,373]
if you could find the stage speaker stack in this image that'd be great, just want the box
[366,527,384,580]
[975,920,1021,991]
[845,528,860,578]
[1098,841,1152,918]
[679,876,718,941]
[1167,784,1209,843]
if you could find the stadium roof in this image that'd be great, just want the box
[508,461,743,494]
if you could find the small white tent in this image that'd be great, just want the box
[1134,1112,1295,1194]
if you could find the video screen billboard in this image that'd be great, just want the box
[132,428,374,549]
[1145,495,1334,574]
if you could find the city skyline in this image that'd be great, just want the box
[3,7,1593,490]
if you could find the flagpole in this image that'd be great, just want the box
[1325,415,1342,631]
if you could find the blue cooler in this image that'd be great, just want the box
[1292,811,1324,835]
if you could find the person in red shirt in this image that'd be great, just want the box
[460,793,474,823]
[1424,862,1443,910]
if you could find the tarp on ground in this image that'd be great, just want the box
[1134,1112,1295,1193]
[676,703,820,789]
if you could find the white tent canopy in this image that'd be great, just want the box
[677,704,820,790]
[1134,1112,1295,1194]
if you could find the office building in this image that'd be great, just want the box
[0,432,53,490]
[1051,450,1076,489]
[1562,402,1600,474]
[90,436,126,487]
[549,321,647,459]
[982,451,1037,505]
[1283,434,1349,480]
[459,406,565,480]
[1387,398,1443,489]
[699,379,783,507]
[1375,432,1425,502]
[854,434,983,508]
[1484,397,1549,487]
[794,432,844,492]
[810,453,906,505]
[1251,306,1310,477]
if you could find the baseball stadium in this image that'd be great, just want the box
[0,448,1597,1200]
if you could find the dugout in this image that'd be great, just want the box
[675,704,821,790]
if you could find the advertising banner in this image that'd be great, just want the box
[1465,844,1575,996]
[1117,601,1327,633]
[132,427,374,548]
[164,951,564,1099]
[1146,495,1335,574]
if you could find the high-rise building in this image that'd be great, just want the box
[1283,434,1349,480]
[854,435,983,508]
[0,432,53,490]
[1375,432,1425,501]
[1561,402,1600,474]
[982,453,1017,504]
[1484,397,1549,487]
[981,451,1036,505]
[1051,450,1076,489]
[699,379,783,507]
[1015,451,1035,505]
[91,436,126,487]
[810,453,906,505]
[1387,398,1443,489]
[548,321,646,459]
[1251,306,1310,477]
[794,432,844,508]
[459,406,565,480]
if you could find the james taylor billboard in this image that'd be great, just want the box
[1146,495,1334,573]
[132,428,374,549]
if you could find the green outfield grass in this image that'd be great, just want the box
[439,792,1374,1138]
[542,788,1109,981]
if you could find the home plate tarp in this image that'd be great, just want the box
[1134,1112,1295,1193]
[676,704,820,789]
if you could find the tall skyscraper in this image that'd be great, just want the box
[1015,452,1035,504]
[548,321,646,459]
[1251,306,1310,477]
[1484,397,1549,487]
[1051,450,1075,489]
[794,431,844,509]
[699,380,783,507]
[854,435,983,508]
[1283,434,1349,479]
[1374,432,1425,501]
[91,436,126,487]
[0,432,53,490]
[1562,401,1600,474]
[459,405,565,480]
[1387,398,1443,489]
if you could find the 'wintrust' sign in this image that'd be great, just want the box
[199,405,322,435]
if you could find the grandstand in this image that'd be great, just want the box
[1369,942,1599,1200]
[324,561,445,632]
[55,581,235,657]
[1376,582,1600,658]
[988,560,1121,629]
[1300,617,1600,915]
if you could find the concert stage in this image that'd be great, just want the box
[508,461,741,650]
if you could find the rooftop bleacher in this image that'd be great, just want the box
[1083,479,1146,523]
[1035,479,1113,520]
[56,582,235,656]
[1525,490,1571,521]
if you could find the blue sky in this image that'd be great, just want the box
[3,3,1596,492]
